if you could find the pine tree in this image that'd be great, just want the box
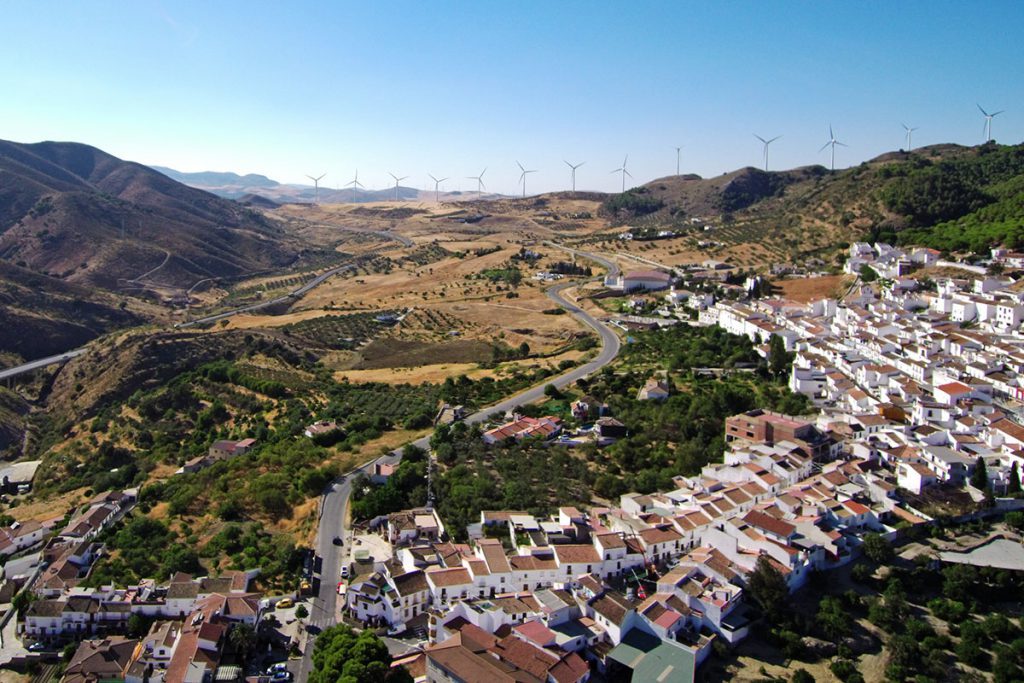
[1008,462,1021,496]
[971,456,988,491]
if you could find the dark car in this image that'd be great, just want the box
[332,536,343,546]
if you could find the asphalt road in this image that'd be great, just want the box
[0,349,88,381]
[297,245,621,679]
[175,263,356,329]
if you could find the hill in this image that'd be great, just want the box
[154,164,427,204]
[0,140,302,291]
[151,166,279,189]
[0,260,142,363]
[599,141,1024,266]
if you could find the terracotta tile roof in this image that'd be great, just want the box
[426,567,473,588]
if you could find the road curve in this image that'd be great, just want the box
[298,245,621,678]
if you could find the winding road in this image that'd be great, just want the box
[296,245,622,679]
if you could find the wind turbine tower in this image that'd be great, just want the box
[516,161,537,198]
[902,124,919,152]
[428,174,449,203]
[388,172,409,202]
[466,168,487,199]
[346,170,365,198]
[978,104,1004,142]
[610,155,632,192]
[674,146,683,175]
[306,173,326,203]
[819,126,847,171]
[564,160,584,192]
[753,135,781,172]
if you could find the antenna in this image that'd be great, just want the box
[466,168,487,198]
[428,174,449,203]
[901,123,919,152]
[564,160,584,193]
[978,104,1004,142]
[388,172,409,202]
[306,173,326,203]
[516,161,537,198]
[818,126,846,171]
[753,135,781,172]
[610,155,632,193]
[674,146,683,176]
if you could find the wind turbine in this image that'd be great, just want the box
[516,161,537,198]
[902,124,918,152]
[466,168,487,198]
[978,104,1004,142]
[610,155,632,192]
[564,160,584,192]
[754,135,781,172]
[819,126,846,171]
[346,170,365,197]
[388,172,408,201]
[306,173,326,203]
[674,146,683,175]
[428,174,448,203]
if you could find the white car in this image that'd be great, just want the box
[340,565,350,579]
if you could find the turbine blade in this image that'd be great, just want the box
[624,170,633,178]
[768,136,781,144]
[754,134,766,144]
[819,141,831,153]
[836,141,848,147]
[993,110,1005,117]
[978,103,988,116]
[564,160,572,168]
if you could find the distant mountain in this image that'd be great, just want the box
[0,140,302,290]
[153,165,434,204]
[151,166,280,189]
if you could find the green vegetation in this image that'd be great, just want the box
[282,310,401,350]
[602,187,665,219]
[310,624,410,683]
[874,143,1024,253]
[725,518,1024,683]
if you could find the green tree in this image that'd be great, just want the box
[1008,462,1021,495]
[295,604,309,620]
[971,456,988,490]
[768,335,793,380]
[861,533,895,564]
[817,595,850,642]
[310,625,407,683]
[228,623,256,662]
[747,554,789,620]
[791,669,815,683]
[859,264,879,282]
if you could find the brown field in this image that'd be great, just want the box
[10,486,90,523]
[774,274,851,302]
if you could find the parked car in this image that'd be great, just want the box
[276,598,294,609]
[340,565,350,579]
[332,536,343,546]
[271,671,293,682]
[265,663,288,675]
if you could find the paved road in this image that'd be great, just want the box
[174,263,356,329]
[0,349,88,382]
[297,245,621,679]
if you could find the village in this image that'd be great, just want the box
[4,243,1024,682]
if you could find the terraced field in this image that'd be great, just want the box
[281,310,403,349]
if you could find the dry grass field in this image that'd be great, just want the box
[774,274,851,302]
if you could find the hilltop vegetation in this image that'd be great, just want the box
[592,142,1024,266]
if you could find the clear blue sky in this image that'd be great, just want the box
[2,1,1022,194]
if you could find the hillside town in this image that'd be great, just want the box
[3,244,1024,682]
